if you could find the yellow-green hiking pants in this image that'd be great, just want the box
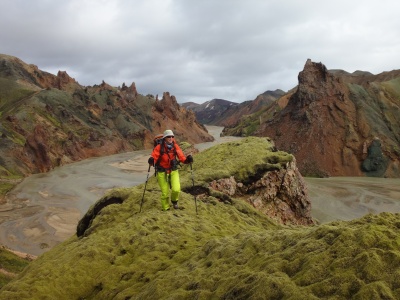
[157,170,181,211]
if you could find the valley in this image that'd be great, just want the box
[1,126,399,256]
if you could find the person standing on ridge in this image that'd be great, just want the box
[148,129,193,211]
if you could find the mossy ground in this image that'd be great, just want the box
[0,248,31,289]
[177,137,293,186]
[1,138,400,299]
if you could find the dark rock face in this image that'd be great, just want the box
[362,138,389,177]
[77,195,124,237]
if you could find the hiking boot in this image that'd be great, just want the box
[172,201,179,209]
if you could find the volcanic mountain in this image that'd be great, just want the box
[224,59,400,177]
[0,54,213,180]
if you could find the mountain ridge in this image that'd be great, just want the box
[182,90,285,128]
[181,98,238,125]
[0,54,213,180]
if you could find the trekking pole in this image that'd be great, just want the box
[190,162,198,215]
[139,165,151,213]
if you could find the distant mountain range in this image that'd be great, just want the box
[181,98,237,125]
[181,90,285,126]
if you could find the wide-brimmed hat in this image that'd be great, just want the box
[163,129,174,138]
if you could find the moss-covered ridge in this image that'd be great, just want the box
[179,136,293,185]
[77,137,293,236]
[2,195,400,299]
[2,138,400,299]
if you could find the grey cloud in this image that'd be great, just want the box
[1,0,399,103]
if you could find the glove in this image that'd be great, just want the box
[185,155,193,164]
[148,157,154,165]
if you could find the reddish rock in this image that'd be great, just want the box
[256,59,400,177]
[209,159,314,226]
[0,54,214,177]
[149,92,213,148]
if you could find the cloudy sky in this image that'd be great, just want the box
[1,0,399,103]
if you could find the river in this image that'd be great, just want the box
[1,126,400,256]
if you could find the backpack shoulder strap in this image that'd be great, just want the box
[156,140,165,166]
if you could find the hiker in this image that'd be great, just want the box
[148,129,193,211]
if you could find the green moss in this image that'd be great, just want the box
[130,138,143,149]
[178,137,293,185]
[6,132,25,146]
[0,249,30,273]
[353,281,397,300]
[0,167,23,196]
[382,78,400,97]
[40,110,62,128]
[179,141,192,152]
[0,247,31,288]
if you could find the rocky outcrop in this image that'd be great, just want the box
[246,159,312,225]
[151,92,212,146]
[23,125,54,173]
[361,137,389,177]
[76,194,124,237]
[209,158,313,226]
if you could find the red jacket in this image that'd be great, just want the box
[151,140,186,171]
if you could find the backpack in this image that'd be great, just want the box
[153,134,164,148]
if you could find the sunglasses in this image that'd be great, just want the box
[166,136,174,138]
